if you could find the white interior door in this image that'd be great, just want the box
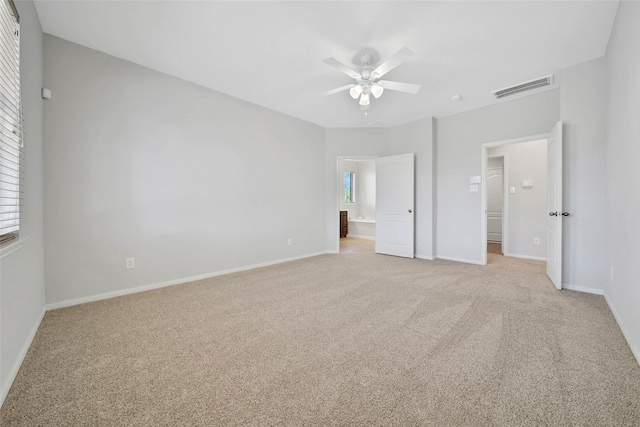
[375,153,414,258]
[546,122,563,289]
[487,161,504,243]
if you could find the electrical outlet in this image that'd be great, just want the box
[287,238,292,246]
[533,238,540,246]
[126,258,135,269]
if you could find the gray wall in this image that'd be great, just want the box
[43,35,326,305]
[604,0,640,361]
[559,58,607,291]
[488,139,547,259]
[0,0,45,404]
[355,160,376,219]
[436,90,560,264]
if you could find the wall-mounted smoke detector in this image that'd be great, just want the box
[492,74,554,100]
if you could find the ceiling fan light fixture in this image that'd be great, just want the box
[349,84,363,99]
[370,84,384,99]
[359,91,370,106]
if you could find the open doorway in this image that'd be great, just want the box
[337,157,377,253]
[486,156,505,255]
[482,137,549,264]
[337,153,415,257]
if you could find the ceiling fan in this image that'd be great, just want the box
[320,47,421,108]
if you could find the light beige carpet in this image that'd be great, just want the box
[2,247,639,426]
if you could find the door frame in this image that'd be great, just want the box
[480,132,549,265]
[336,156,378,251]
[486,154,507,253]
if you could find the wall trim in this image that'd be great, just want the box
[345,234,375,240]
[1,306,46,408]
[436,255,484,265]
[604,293,640,367]
[562,284,604,295]
[46,251,328,311]
[416,254,435,261]
[503,252,547,262]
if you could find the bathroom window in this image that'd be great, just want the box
[344,171,355,203]
[0,0,23,246]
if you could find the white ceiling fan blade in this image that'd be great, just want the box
[377,80,421,94]
[318,84,355,96]
[372,47,414,79]
[323,57,362,80]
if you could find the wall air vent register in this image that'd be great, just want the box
[492,75,554,100]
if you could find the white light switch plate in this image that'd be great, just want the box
[470,176,482,184]
[470,184,479,192]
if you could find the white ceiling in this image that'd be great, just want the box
[33,1,619,128]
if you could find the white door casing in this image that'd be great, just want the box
[546,121,563,289]
[375,153,415,258]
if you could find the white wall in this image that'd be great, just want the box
[436,90,559,264]
[560,58,607,291]
[0,0,45,405]
[43,35,326,305]
[389,117,436,260]
[355,160,375,219]
[603,0,640,362]
[489,139,547,259]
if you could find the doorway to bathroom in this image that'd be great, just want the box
[338,158,377,251]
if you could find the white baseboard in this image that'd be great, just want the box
[346,234,375,240]
[1,306,46,408]
[436,255,484,265]
[326,249,339,254]
[416,254,435,261]
[46,251,328,311]
[562,284,604,295]
[604,293,640,367]
[503,252,547,261]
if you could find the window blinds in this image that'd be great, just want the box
[0,0,22,245]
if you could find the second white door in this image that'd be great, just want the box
[375,153,415,258]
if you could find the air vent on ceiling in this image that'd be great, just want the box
[492,74,554,100]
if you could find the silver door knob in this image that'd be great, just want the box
[408,209,412,213]
[549,212,558,216]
